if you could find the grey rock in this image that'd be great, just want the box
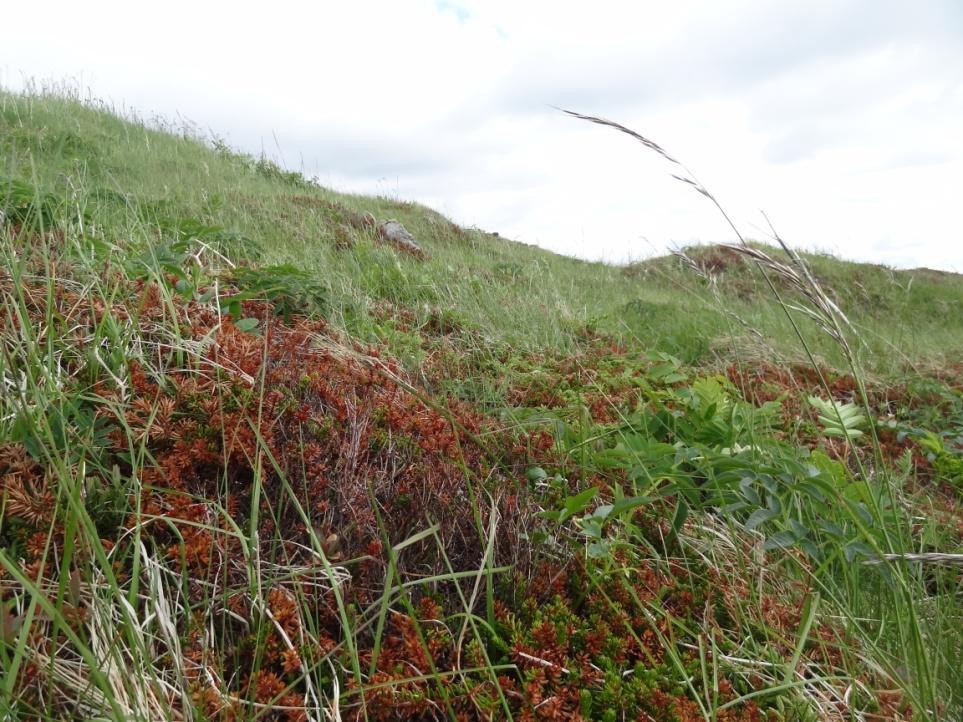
[377,219,424,257]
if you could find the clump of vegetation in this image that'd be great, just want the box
[0,176,60,229]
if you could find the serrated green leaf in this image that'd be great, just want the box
[525,467,548,482]
[557,486,599,523]
[763,530,797,551]
[234,317,259,333]
[844,540,876,562]
[745,508,778,531]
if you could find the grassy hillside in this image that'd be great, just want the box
[2,87,962,721]
[3,90,962,379]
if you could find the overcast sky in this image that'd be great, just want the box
[3,0,962,270]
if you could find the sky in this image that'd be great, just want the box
[2,0,962,271]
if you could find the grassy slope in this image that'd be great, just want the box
[2,88,963,721]
[3,90,962,380]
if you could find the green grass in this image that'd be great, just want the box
[1,85,962,721]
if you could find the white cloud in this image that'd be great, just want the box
[2,0,961,271]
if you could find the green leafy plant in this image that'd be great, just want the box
[917,431,963,488]
[0,176,59,228]
[162,216,263,261]
[807,395,868,440]
[226,263,328,320]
